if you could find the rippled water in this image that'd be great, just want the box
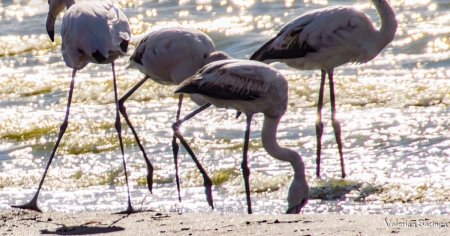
[0,0,449,215]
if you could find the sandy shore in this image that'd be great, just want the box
[0,210,449,235]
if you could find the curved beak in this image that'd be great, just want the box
[47,29,55,42]
[46,14,55,42]
[286,198,308,214]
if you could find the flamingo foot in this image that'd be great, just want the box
[114,204,138,215]
[11,198,42,213]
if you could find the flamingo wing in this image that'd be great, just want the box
[176,60,274,101]
[251,6,377,64]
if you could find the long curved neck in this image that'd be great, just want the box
[261,116,305,181]
[372,0,397,48]
[261,115,309,212]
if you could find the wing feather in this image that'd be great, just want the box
[106,3,130,54]
[251,6,373,63]
[250,19,317,61]
[176,60,273,101]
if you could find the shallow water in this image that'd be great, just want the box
[0,0,449,215]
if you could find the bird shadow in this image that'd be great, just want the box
[40,225,125,235]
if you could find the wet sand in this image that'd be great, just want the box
[1,210,449,235]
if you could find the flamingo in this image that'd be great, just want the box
[250,0,397,178]
[120,27,230,208]
[173,59,309,214]
[12,0,139,213]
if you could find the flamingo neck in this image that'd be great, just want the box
[261,116,306,182]
[49,0,75,17]
[261,115,309,211]
[372,0,397,48]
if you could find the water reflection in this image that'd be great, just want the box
[0,0,448,214]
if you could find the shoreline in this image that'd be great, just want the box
[1,210,449,235]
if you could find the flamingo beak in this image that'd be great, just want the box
[286,198,308,214]
[46,14,55,42]
[47,29,55,42]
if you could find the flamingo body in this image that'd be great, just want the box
[129,27,220,85]
[250,3,397,70]
[176,59,309,214]
[12,0,136,213]
[61,1,130,69]
[177,59,287,117]
[119,27,230,207]
[251,0,397,178]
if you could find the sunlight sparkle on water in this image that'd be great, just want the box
[0,0,448,215]
[404,0,431,7]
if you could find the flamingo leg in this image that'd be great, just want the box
[242,115,253,214]
[172,93,184,203]
[172,103,214,208]
[315,70,326,178]
[118,75,154,193]
[328,70,346,178]
[112,62,135,214]
[11,69,77,213]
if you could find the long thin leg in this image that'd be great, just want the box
[172,103,214,208]
[112,62,134,213]
[11,69,77,212]
[118,75,154,193]
[315,70,326,178]
[328,70,346,178]
[242,115,253,214]
[172,93,184,203]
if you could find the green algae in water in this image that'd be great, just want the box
[250,172,289,193]
[62,133,136,155]
[357,183,383,201]
[66,169,130,188]
[223,171,290,194]
[136,174,173,186]
[309,179,384,201]
[223,140,263,152]
[310,179,362,200]
[211,168,240,186]
[98,168,125,186]
[70,169,126,187]
[182,168,241,188]
[72,171,83,180]
[0,176,39,188]
[20,87,52,97]
[1,126,57,141]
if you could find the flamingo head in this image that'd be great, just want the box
[285,165,309,214]
[286,158,309,214]
[46,0,75,42]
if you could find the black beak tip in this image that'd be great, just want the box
[286,199,308,214]
[47,30,55,42]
